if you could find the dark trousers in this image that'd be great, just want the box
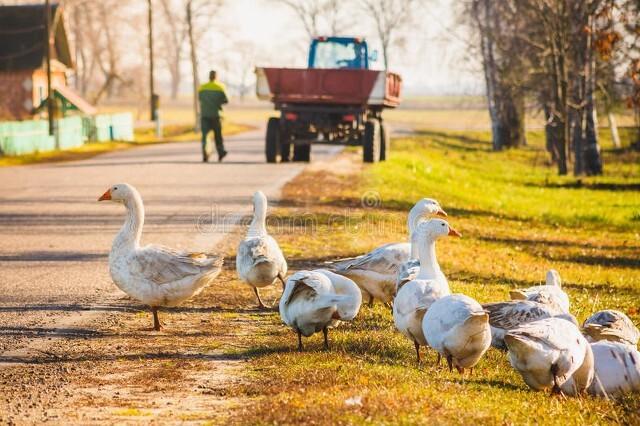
[201,116,224,158]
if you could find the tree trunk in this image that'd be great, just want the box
[582,17,602,175]
[607,112,621,148]
[187,1,200,132]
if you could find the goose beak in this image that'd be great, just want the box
[98,189,112,201]
[448,227,461,237]
[436,208,448,217]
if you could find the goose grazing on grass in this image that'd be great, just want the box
[510,269,570,313]
[582,310,640,348]
[98,184,223,331]
[279,269,362,351]
[393,219,460,363]
[331,198,446,305]
[505,317,594,394]
[565,341,640,397]
[483,300,578,350]
[237,191,287,309]
[422,294,491,374]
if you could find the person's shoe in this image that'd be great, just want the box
[202,152,209,163]
[218,150,228,162]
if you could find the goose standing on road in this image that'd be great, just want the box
[279,269,362,351]
[422,294,491,373]
[98,183,223,331]
[510,269,570,313]
[582,309,640,348]
[483,300,578,350]
[393,219,460,362]
[331,198,447,305]
[505,317,594,394]
[237,191,287,309]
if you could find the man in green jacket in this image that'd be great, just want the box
[198,70,229,162]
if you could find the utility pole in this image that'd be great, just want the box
[148,0,157,122]
[45,0,54,137]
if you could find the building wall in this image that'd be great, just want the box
[0,68,66,121]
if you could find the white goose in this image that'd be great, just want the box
[483,300,578,350]
[279,269,362,351]
[566,341,640,397]
[510,269,570,313]
[505,317,594,394]
[422,294,491,373]
[582,310,640,348]
[393,219,460,362]
[236,191,287,309]
[331,198,447,305]
[98,184,223,330]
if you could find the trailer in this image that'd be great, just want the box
[256,36,402,163]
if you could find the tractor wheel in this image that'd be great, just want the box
[379,122,390,161]
[363,119,380,163]
[280,140,291,162]
[266,117,280,163]
[293,144,311,162]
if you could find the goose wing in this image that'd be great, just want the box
[331,242,409,274]
[483,301,554,331]
[583,310,640,346]
[131,245,223,286]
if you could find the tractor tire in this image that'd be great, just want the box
[379,122,390,161]
[266,117,280,163]
[363,119,380,163]
[293,144,311,162]
[280,140,291,162]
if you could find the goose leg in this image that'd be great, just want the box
[277,273,286,292]
[323,326,330,350]
[151,307,161,331]
[436,353,441,367]
[550,363,563,395]
[367,294,374,308]
[297,331,303,352]
[446,354,453,372]
[414,340,421,364]
[254,288,267,309]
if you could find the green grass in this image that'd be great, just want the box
[227,126,640,425]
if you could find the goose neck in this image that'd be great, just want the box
[113,195,144,251]
[417,237,441,280]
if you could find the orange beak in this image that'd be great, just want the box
[98,189,112,201]
[436,208,448,217]
[448,227,462,237]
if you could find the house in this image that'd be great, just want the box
[0,3,94,121]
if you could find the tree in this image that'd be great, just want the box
[273,0,351,39]
[359,0,418,69]
[158,0,189,99]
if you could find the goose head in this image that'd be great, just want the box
[252,191,268,216]
[407,198,447,234]
[415,218,461,241]
[546,269,562,287]
[98,183,138,205]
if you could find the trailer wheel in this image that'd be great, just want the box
[363,119,380,163]
[266,117,280,163]
[293,144,311,162]
[379,123,390,161]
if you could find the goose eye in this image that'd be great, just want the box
[114,187,118,190]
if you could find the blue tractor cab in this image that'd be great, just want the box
[308,36,370,70]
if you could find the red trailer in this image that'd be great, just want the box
[255,37,402,163]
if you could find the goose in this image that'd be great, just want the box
[393,219,460,362]
[236,191,287,309]
[483,300,578,350]
[330,198,446,305]
[279,269,362,351]
[510,269,570,313]
[564,341,640,397]
[98,184,223,330]
[505,317,594,394]
[422,294,491,374]
[582,310,640,348]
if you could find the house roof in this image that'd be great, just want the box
[0,3,73,72]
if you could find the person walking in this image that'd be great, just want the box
[198,70,229,162]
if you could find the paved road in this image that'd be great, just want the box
[0,130,340,359]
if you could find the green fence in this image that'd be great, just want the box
[0,113,134,156]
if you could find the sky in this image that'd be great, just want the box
[196,0,484,96]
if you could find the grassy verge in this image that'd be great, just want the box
[0,122,252,167]
[225,127,640,424]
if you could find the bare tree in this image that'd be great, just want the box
[359,0,418,69]
[273,0,351,39]
[158,0,189,99]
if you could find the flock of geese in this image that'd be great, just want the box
[98,183,640,399]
